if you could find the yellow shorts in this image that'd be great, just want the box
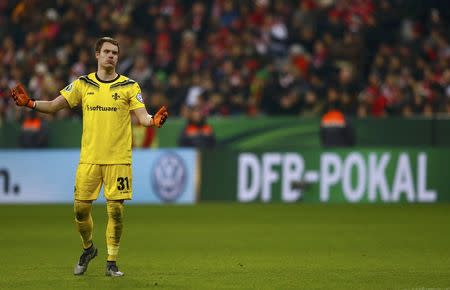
[74,164,133,201]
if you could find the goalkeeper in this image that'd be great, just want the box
[10,37,168,277]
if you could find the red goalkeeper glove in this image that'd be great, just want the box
[10,83,35,109]
[153,106,168,128]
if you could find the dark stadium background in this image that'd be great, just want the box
[0,1,449,289]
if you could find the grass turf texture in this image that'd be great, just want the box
[0,204,449,290]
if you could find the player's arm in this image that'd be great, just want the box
[132,106,168,128]
[10,83,70,114]
[34,96,70,113]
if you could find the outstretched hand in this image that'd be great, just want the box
[11,83,35,109]
[153,106,168,128]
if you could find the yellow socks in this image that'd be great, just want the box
[106,200,124,261]
[74,200,124,261]
[74,200,93,249]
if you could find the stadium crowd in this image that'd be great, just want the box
[0,0,449,125]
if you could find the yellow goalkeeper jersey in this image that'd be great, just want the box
[60,72,145,164]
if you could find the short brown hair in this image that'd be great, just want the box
[94,37,120,53]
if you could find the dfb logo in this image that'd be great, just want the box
[151,152,187,202]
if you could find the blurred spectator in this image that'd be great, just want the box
[320,105,355,147]
[302,90,323,116]
[19,110,49,148]
[178,105,216,148]
[129,55,152,85]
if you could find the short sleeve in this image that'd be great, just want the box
[60,79,82,108]
[129,82,145,111]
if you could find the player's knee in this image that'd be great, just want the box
[74,200,92,221]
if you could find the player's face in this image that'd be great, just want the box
[96,42,119,69]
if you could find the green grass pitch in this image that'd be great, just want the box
[0,203,449,289]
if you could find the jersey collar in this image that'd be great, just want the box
[95,72,121,83]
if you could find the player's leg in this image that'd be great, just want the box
[73,200,98,275]
[105,200,125,276]
[74,200,94,249]
[73,164,102,275]
[102,164,132,277]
